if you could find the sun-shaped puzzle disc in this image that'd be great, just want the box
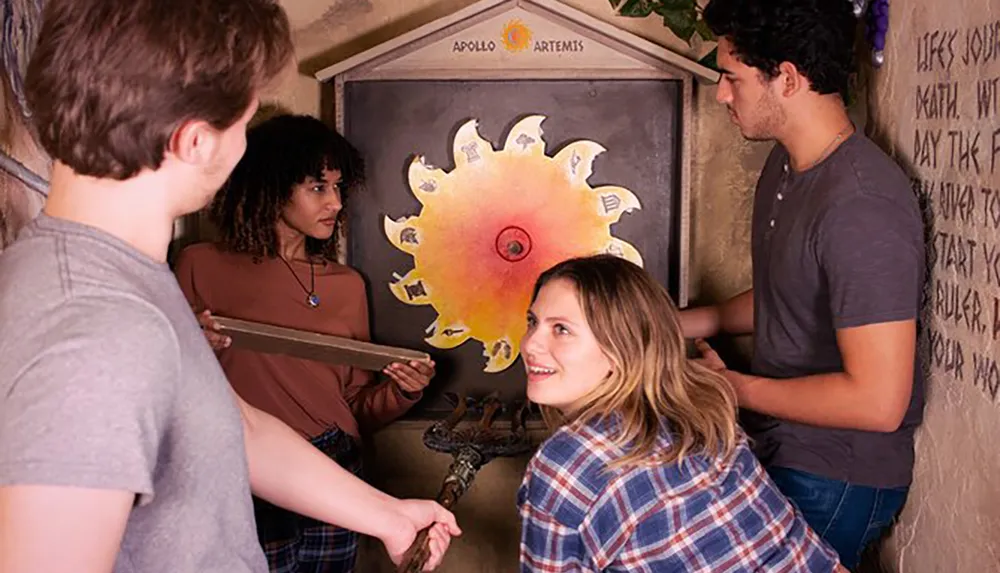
[384,115,643,373]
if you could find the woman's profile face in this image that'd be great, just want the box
[521,278,612,412]
[280,168,343,240]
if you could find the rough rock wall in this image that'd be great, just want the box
[1,0,47,251]
[867,2,1000,571]
[0,70,47,253]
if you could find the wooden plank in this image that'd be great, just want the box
[678,74,692,307]
[345,67,680,81]
[334,75,349,266]
[214,316,430,371]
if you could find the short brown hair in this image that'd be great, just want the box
[26,0,294,180]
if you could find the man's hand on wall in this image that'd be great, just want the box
[693,338,727,372]
[692,338,756,404]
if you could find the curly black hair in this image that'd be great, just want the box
[703,0,856,98]
[210,114,364,261]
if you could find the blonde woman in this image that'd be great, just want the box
[517,255,845,572]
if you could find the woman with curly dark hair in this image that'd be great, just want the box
[174,114,434,573]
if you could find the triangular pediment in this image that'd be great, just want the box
[315,0,718,82]
[378,6,655,72]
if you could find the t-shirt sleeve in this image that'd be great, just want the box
[0,297,177,505]
[816,192,924,329]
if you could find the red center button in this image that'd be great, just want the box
[495,226,532,262]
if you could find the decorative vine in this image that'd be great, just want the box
[608,0,717,70]
[610,0,890,72]
[608,0,714,45]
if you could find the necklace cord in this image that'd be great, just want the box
[278,256,316,299]
[797,123,854,172]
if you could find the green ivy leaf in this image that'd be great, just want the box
[654,0,696,12]
[698,46,719,71]
[694,18,714,41]
[616,0,655,17]
[661,8,697,42]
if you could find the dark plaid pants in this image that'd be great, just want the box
[253,428,362,573]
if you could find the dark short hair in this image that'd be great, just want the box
[26,0,293,180]
[210,114,365,261]
[703,0,856,97]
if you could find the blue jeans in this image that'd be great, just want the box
[767,466,908,571]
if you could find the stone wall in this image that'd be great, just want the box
[0,62,47,253]
[0,0,47,251]
[867,2,1000,571]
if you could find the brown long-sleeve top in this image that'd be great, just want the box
[174,242,419,439]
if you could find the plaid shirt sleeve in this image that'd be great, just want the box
[518,421,841,573]
[518,426,611,572]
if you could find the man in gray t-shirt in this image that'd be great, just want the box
[683,1,925,569]
[0,1,458,571]
[0,214,266,572]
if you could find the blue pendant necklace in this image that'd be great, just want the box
[278,255,320,309]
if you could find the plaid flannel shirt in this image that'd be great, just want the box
[518,416,840,572]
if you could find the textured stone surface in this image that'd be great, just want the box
[867,2,1000,571]
[0,61,46,252]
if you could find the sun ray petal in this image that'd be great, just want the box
[482,335,517,373]
[407,156,447,204]
[591,186,642,224]
[452,119,494,169]
[425,318,472,349]
[383,215,423,255]
[554,140,606,187]
[389,268,433,306]
[503,115,546,157]
[603,237,644,267]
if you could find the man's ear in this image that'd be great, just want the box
[776,61,808,98]
[168,119,220,166]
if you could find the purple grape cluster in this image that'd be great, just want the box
[866,0,889,66]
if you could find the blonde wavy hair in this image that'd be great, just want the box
[532,255,739,469]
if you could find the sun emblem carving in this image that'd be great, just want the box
[501,19,532,52]
[384,115,642,372]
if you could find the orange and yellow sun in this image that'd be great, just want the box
[501,19,532,52]
[384,115,642,372]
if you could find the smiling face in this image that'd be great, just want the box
[714,36,786,141]
[521,278,613,412]
[279,167,344,241]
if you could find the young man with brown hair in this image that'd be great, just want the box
[0,1,459,572]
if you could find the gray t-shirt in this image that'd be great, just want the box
[0,215,266,572]
[746,133,926,489]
